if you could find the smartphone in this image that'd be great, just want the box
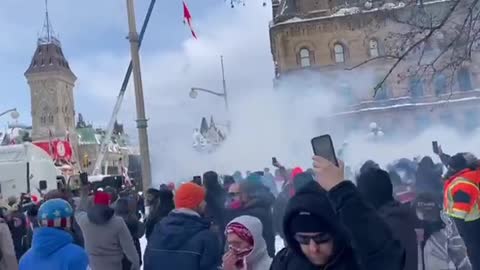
[432,141,439,154]
[311,135,339,166]
[192,176,202,185]
[80,172,89,186]
[39,180,47,191]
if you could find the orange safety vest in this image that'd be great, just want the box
[443,168,480,221]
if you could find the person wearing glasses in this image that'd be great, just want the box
[270,157,405,270]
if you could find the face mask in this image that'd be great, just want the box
[229,245,253,258]
[229,199,243,210]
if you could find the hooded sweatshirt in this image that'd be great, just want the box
[271,181,405,270]
[144,208,221,270]
[226,216,272,270]
[357,168,418,270]
[75,194,139,270]
[19,227,88,270]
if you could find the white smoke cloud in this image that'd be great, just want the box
[16,1,475,186]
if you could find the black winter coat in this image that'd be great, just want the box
[270,181,405,270]
[121,215,145,270]
[378,201,418,270]
[143,210,221,270]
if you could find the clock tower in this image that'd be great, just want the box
[24,3,77,142]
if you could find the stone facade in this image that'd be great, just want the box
[270,0,480,137]
[25,40,77,141]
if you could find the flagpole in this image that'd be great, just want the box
[126,0,152,191]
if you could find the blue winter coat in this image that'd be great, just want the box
[143,210,221,270]
[19,227,89,270]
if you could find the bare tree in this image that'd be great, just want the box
[348,0,480,96]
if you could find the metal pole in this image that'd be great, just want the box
[126,0,152,191]
[0,108,16,118]
[92,0,156,176]
[220,56,229,112]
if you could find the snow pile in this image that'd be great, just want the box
[332,7,361,16]
[382,2,406,9]
[282,16,304,23]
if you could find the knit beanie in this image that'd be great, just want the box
[93,191,111,206]
[291,167,304,180]
[174,182,206,210]
[289,211,331,234]
[38,199,73,229]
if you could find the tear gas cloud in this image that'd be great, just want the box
[147,64,480,185]
[104,4,479,185]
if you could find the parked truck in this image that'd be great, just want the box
[0,143,60,198]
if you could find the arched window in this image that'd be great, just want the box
[299,48,311,67]
[48,114,54,124]
[458,68,473,91]
[40,116,47,125]
[334,43,345,63]
[369,39,379,57]
[434,73,447,95]
[410,76,424,98]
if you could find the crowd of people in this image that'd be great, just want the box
[0,146,479,270]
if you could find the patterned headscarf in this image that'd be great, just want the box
[226,222,254,246]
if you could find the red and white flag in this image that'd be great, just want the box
[183,1,197,39]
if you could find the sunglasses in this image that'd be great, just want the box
[294,233,332,245]
[228,192,240,196]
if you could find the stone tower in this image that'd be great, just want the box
[24,2,77,142]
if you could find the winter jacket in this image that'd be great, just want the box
[225,216,272,270]
[143,208,221,270]
[423,213,472,270]
[144,190,174,240]
[226,189,276,257]
[121,216,144,270]
[270,181,405,270]
[74,195,140,270]
[8,211,27,260]
[378,201,418,270]
[19,227,88,270]
[204,188,227,246]
[0,221,18,270]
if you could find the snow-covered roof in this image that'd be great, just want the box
[332,93,480,116]
[271,0,450,27]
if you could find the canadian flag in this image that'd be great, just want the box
[183,1,197,39]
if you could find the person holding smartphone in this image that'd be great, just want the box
[271,156,405,270]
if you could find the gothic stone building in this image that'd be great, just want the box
[25,17,131,173]
[270,0,480,137]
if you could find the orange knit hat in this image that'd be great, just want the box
[174,182,206,210]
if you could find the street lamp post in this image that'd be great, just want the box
[0,108,19,119]
[189,56,229,112]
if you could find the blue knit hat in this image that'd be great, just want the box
[38,199,73,229]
